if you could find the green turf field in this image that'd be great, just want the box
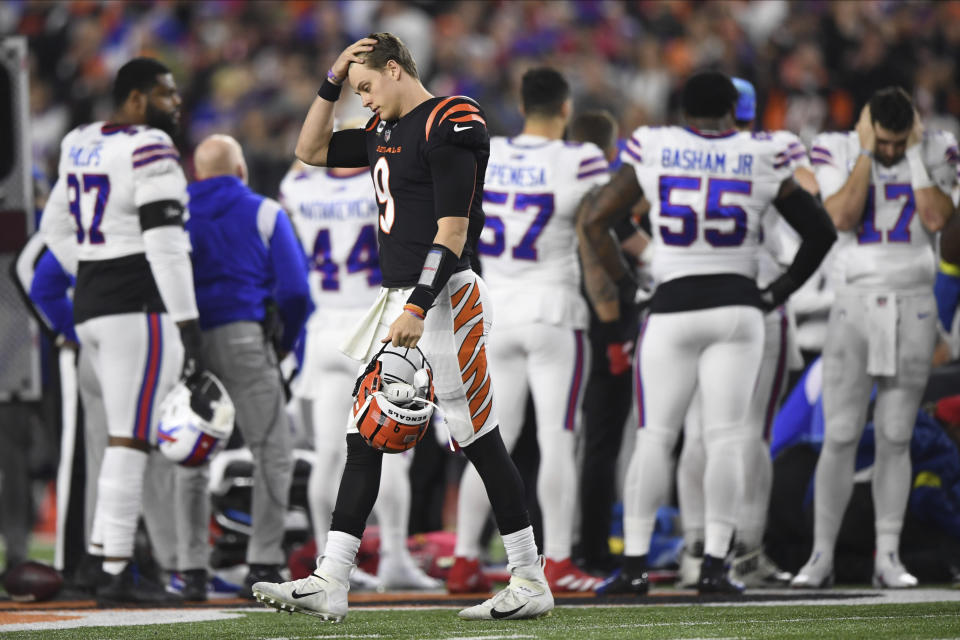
[6,602,960,640]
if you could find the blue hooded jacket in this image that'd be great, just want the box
[186,176,310,351]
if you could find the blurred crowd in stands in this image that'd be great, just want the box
[8,0,960,198]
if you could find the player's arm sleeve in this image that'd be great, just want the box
[768,179,838,306]
[935,260,960,332]
[325,129,369,168]
[261,202,312,352]
[29,249,78,343]
[133,145,198,322]
[38,175,79,275]
[429,143,477,220]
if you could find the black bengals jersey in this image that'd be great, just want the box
[326,96,489,288]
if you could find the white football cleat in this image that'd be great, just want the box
[252,570,349,622]
[790,551,834,589]
[349,565,383,592]
[732,547,793,588]
[458,556,554,621]
[677,544,703,588]
[378,553,442,590]
[873,552,918,589]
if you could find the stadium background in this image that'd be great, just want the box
[11,0,960,199]
[4,0,960,593]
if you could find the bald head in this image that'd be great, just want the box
[194,134,247,182]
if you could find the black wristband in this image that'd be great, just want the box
[317,79,342,102]
[406,243,460,315]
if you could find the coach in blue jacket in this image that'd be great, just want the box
[185,134,310,597]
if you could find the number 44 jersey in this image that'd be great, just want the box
[620,126,797,287]
[279,166,382,310]
[810,130,959,291]
[479,135,610,328]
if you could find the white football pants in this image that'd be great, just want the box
[811,288,936,562]
[454,323,589,561]
[624,305,763,560]
[678,306,793,551]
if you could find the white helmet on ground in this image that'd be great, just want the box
[157,371,235,466]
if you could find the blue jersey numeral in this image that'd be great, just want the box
[658,176,750,247]
[857,183,916,245]
[478,190,555,260]
[311,223,382,291]
[66,172,111,244]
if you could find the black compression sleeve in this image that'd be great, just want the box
[428,144,478,219]
[769,187,838,302]
[613,212,639,241]
[139,200,184,230]
[325,129,369,168]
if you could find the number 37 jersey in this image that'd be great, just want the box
[279,166,381,310]
[620,126,794,285]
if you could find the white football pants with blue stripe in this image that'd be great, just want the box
[454,322,589,562]
[625,305,763,561]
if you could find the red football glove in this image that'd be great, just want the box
[606,340,635,376]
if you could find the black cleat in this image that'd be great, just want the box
[595,568,649,596]
[96,564,183,606]
[180,568,208,601]
[243,564,285,600]
[697,554,744,595]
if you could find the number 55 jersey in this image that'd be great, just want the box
[810,130,959,291]
[620,126,795,291]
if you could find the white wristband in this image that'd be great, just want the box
[906,145,933,190]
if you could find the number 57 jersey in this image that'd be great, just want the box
[479,135,610,328]
[620,126,794,285]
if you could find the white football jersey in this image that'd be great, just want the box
[280,166,381,311]
[479,135,609,328]
[757,130,810,288]
[810,130,959,290]
[45,122,187,262]
[620,126,793,285]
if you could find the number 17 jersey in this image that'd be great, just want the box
[620,126,793,286]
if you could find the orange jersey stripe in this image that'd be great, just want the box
[424,96,458,141]
[438,103,480,126]
[450,114,487,126]
[366,115,381,131]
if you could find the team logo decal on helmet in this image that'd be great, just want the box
[351,344,438,453]
[157,371,235,466]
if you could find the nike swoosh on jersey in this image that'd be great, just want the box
[490,603,525,619]
[918,312,931,319]
[453,124,473,132]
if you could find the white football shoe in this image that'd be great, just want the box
[252,569,349,622]
[458,556,554,621]
[873,552,918,589]
[790,551,834,589]
[349,565,383,592]
[378,553,442,590]
[677,544,704,588]
[732,547,793,588]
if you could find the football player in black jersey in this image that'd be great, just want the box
[252,33,554,622]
